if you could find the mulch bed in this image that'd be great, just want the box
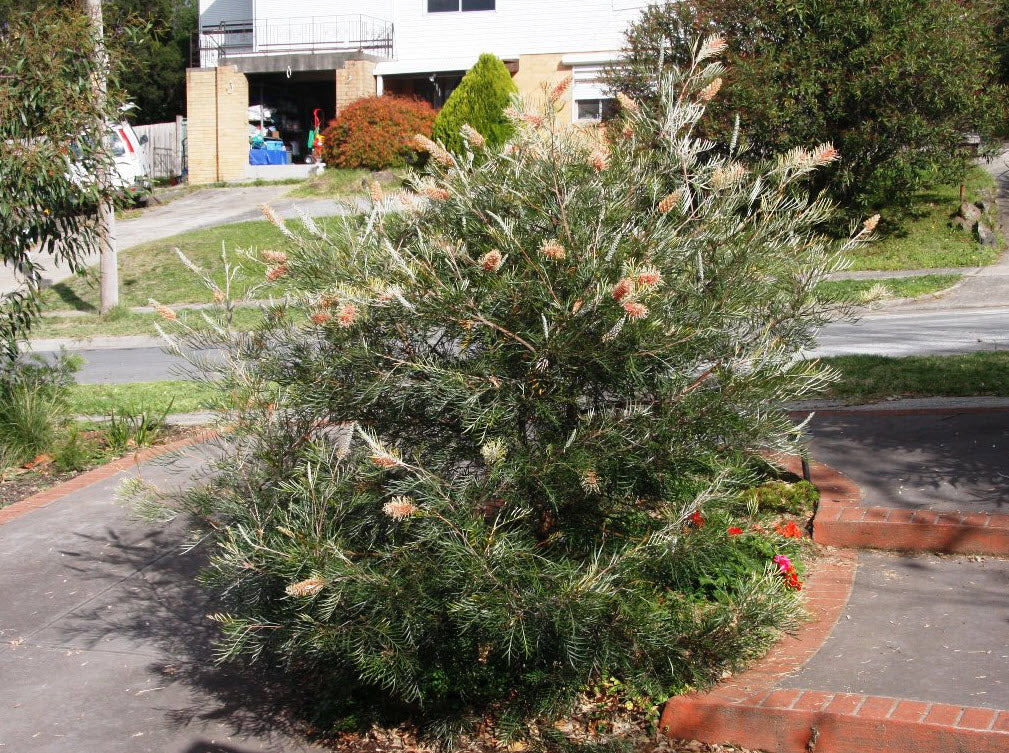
[0,426,204,510]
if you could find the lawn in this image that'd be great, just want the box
[41,219,296,312]
[35,305,266,340]
[816,273,962,302]
[66,380,223,416]
[818,351,1009,403]
[845,166,1000,271]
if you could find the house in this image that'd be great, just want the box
[189,0,648,183]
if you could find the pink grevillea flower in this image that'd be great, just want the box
[772,554,793,574]
[622,301,649,320]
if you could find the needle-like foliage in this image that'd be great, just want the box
[149,44,865,744]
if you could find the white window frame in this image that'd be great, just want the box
[571,64,616,124]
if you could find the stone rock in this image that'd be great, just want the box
[976,221,998,247]
[978,200,994,215]
[372,169,398,184]
[959,201,983,223]
[950,215,973,232]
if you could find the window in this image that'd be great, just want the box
[571,64,616,123]
[575,98,617,122]
[428,0,495,12]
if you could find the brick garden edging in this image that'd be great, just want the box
[0,430,216,528]
[802,456,1009,556]
[659,459,1009,752]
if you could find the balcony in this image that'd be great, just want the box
[196,14,394,68]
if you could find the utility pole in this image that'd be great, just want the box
[84,0,119,313]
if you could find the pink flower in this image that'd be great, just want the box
[337,303,357,327]
[772,554,793,574]
[611,278,633,301]
[622,301,649,320]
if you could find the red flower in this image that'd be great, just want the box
[688,511,705,528]
[727,527,743,536]
[775,521,804,539]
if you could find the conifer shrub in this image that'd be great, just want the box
[320,96,437,170]
[432,53,516,153]
[151,41,866,745]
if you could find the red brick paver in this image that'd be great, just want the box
[659,458,1009,752]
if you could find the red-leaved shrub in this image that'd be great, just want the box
[320,96,437,170]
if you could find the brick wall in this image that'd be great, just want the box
[185,66,249,185]
[514,54,573,127]
[336,60,377,116]
[186,68,218,185]
[216,66,249,182]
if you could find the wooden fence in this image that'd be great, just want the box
[134,117,186,180]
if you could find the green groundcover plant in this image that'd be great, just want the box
[144,40,864,746]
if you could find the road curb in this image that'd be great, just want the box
[659,460,1009,752]
[0,430,216,528]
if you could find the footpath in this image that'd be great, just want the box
[2,165,1009,752]
[661,405,1009,752]
[0,405,1006,753]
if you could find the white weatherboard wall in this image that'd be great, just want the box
[200,0,253,26]
[243,0,647,73]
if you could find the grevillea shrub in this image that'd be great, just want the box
[320,96,437,170]
[150,40,867,746]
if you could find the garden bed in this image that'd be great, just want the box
[0,424,205,511]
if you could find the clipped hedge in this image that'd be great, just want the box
[320,96,437,170]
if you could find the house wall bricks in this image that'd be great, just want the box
[336,60,378,116]
[186,66,249,185]
[513,53,572,127]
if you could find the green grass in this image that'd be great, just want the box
[66,380,223,416]
[289,167,407,199]
[34,305,266,340]
[41,219,300,313]
[816,273,962,302]
[819,352,1009,403]
[846,167,1000,271]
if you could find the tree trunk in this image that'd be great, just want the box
[83,0,119,313]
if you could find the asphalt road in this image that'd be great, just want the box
[60,345,212,384]
[37,305,1009,384]
[808,306,1009,357]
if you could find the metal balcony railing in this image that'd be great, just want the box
[195,14,394,67]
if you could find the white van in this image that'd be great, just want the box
[108,121,151,205]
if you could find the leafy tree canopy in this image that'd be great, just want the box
[0,6,122,355]
[609,0,1007,212]
[104,0,196,124]
[0,0,195,124]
